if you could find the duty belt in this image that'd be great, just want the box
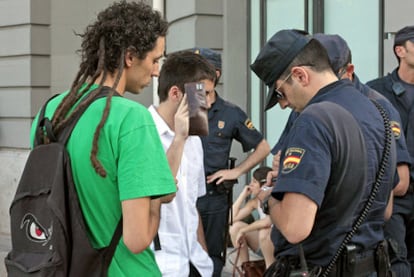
[205,182,225,195]
[328,248,376,277]
[272,249,376,277]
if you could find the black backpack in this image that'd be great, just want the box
[4,88,122,276]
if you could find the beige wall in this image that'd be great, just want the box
[0,0,51,149]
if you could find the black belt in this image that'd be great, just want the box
[206,182,219,191]
[273,250,376,277]
[206,180,237,194]
[328,249,376,277]
[205,182,225,196]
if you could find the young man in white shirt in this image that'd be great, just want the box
[149,51,217,276]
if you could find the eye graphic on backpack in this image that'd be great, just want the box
[20,213,51,245]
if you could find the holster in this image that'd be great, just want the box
[262,256,291,277]
[216,179,237,194]
[263,256,312,277]
[375,240,395,277]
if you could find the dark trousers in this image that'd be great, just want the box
[384,190,414,276]
[189,263,201,277]
[197,192,228,277]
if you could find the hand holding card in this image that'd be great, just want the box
[185,82,209,136]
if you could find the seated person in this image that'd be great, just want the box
[229,166,275,268]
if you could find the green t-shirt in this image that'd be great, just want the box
[30,86,176,276]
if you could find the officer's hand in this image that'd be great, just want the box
[265,171,278,187]
[207,168,241,185]
[174,94,189,139]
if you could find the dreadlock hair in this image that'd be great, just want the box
[157,51,217,102]
[51,0,168,177]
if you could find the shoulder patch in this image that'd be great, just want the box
[390,121,401,139]
[244,119,255,130]
[282,147,305,174]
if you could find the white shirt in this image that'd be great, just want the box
[149,105,213,277]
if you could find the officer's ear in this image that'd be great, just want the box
[215,70,221,79]
[394,44,406,59]
[291,66,309,86]
[344,64,355,80]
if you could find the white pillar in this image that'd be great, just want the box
[152,0,164,106]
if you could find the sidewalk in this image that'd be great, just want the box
[0,234,10,277]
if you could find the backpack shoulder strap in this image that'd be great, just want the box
[34,94,59,147]
[103,217,123,264]
[57,86,120,145]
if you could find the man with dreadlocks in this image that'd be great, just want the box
[29,1,177,276]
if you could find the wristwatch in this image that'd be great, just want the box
[261,195,271,215]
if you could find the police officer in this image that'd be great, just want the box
[251,29,395,276]
[272,33,411,216]
[367,25,414,276]
[192,47,270,276]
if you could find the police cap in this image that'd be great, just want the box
[250,29,311,110]
[192,47,222,71]
[313,33,351,73]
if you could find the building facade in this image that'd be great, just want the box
[1,0,413,274]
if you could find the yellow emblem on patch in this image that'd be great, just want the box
[244,119,255,130]
[218,120,225,129]
[390,121,401,139]
[282,147,305,174]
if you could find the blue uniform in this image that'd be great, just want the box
[367,69,414,276]
[196,93,264,276]
[273,74,411,167]
[271,80,395,267]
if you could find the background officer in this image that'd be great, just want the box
[193,47,270,276]
[367,25,414,276]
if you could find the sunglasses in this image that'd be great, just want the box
[274,71,293,100]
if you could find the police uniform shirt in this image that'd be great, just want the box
[353,74,411,168]
[271,80,395,266]
[273,76,411,169]
[201,93,264,176]
[367,69,414,180]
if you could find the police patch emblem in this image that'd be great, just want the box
[244,119,255,130]
[390,121,401,139]
[218,120,225,129]
[282,147,305,174]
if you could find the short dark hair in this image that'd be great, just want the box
[281,39,333,81]
[253,166,273,186]
[158,51,216,102]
